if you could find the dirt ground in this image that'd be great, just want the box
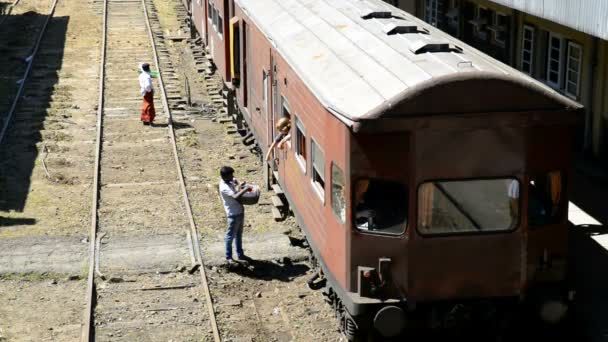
[0,0,100,340]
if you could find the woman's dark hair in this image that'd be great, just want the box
[142,63,151,72]
[220,166,234,179]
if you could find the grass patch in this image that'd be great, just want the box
[0,272,67,282]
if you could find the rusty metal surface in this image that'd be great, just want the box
[234,0,577,123]
[489,0,608,40]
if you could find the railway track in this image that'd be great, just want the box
[81,0,220,340]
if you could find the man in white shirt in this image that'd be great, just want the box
[139,63,155,125]
[219,166,252,261]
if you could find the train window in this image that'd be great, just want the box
[529,171,565,227]
[311,139,325,200]
[331,163,346,224]
[417,178,519,235]
[262,70,268,115]
[218,15,224,39]
[294,116,306,171]
[207,2,212,21]
[353,179,408,235]
[212,7,218,31]
[230,18,240,83]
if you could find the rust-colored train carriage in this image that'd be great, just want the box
[190,0,582,338]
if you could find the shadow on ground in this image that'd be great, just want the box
[0,13,69,213]
[0,216,35,227]
[569,224,608,342]
[222,258,309,282]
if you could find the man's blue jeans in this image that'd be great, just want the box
[225,213,244,259]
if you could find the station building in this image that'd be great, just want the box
[385,0,608,163]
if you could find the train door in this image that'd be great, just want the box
[269,54,276,156]
[270,54,290,184]
[203,1,208,46]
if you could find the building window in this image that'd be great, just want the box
[446,0,460,36]
[281,96,291,119]
[425,0,439,27]
[565,42,582,99]
[547,32,564,89]
[311,139,325,200]
[490,12,507,47]
[331,163,346,224]
[471,6,490,40]
[294,116,306,171]
[521,25,535,75]
[262,70,268,116]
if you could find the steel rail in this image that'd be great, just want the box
[141,0,221,340]
[80,0,106,338]
[0,0,59,146]
[80,0,221,340]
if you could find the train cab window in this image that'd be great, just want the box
[331,163,346,224]
[294,116,306,171]
[353,179,408,235]
[417,178,519,235]
[311,139,325,200]
[207,3,212,21]
[529,171,564,227]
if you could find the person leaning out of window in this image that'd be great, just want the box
[265,117,291,162]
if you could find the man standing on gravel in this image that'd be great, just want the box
[139,62,155,125]
[219,166,252,262]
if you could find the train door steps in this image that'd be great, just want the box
[271,183,284,195]
[272,207,284,222]
[271,195,285,208]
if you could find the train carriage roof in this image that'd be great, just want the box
[236,0,581,125]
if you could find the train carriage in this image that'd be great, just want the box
[192,0,582,339]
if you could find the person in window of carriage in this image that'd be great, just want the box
[138,62,156,126]
[264,117,291,162]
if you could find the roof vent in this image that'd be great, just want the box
[360,9,392,19]
[409,40,451,54]
[382,21,418,35]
